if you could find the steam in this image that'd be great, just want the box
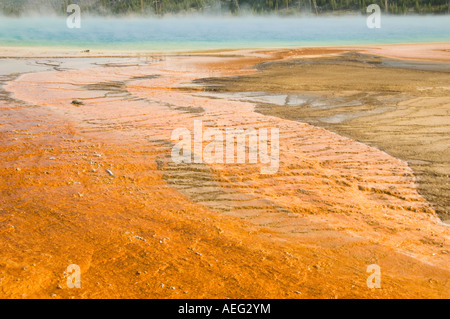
[0,1,447,52]
[0,0,320,18]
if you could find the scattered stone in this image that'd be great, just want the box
[106,169,114,177]
[57,285,62,289]
[160,283,165,288]
[16,168,21,171]
[71,100,84,106]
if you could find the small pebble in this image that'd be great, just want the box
[71,100,83,106]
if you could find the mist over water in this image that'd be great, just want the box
[0,15,449,51]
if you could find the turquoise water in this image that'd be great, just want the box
[0,15,449,51]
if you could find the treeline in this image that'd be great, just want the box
[0,0,448,15]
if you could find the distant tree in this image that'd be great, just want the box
[414,0,420,12]
[234,0,240,11]
[0,0,449,15]
[312,0,318,13]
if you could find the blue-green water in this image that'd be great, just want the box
[0,15,449,51]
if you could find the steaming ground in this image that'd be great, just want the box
[0,46,449,298]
